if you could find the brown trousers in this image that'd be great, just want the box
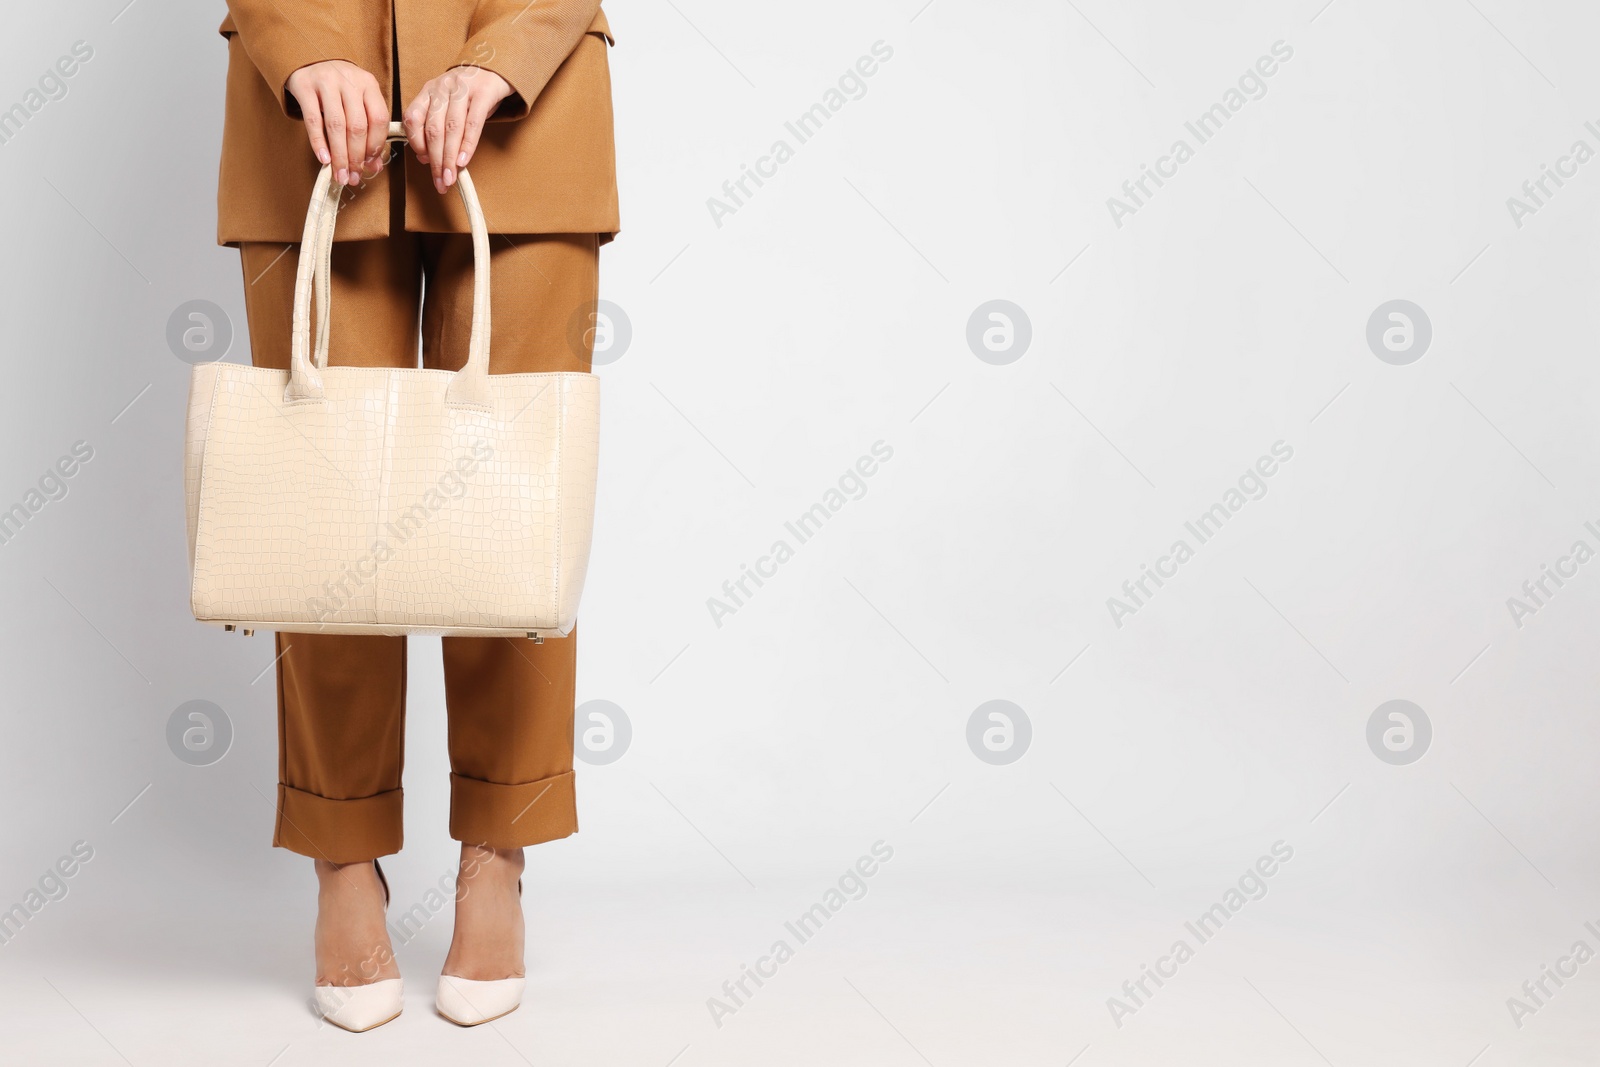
[237,168,596,864]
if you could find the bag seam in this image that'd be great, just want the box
[190,369,226,618]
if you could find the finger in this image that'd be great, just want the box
[296,89,331,166]
[340,83,369,185]
[455,88,495,172]
[362,82,388,174]
[318,85,350,185]
[424,92,449,192]
[439,86,472,188]
[402,91,430,163]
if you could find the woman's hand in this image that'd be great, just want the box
[285,60,389,187]
[403,67,514,193]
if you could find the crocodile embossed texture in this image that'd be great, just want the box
[186,364,600,637]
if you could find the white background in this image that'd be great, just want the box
[2,0,1600,1063]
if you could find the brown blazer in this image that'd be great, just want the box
[217,0,618,246]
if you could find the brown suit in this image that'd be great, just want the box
[217,1,617,862]
[218,0,618,244]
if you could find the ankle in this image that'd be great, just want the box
[459,844,524,886]
[315,858,377,879]
[311,859,399,986]
[315,859,383,898]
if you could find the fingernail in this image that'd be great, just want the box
[457,151,468,167]
[336,168,347,184]
[318,149,330,164]
[444,168,454,186]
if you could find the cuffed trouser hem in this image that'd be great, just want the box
[449,770,577,849]
[273,783,405,863]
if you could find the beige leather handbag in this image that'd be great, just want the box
[185,124,600,640]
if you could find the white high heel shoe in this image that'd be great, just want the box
[436,878,524,1026]
[314,860,404,1034]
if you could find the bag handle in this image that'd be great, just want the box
[286,121,493,409]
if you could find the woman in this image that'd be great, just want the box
[215,0,619,1032]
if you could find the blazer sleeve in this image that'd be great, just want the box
[454,0,605,120]
[222,0,362,118]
